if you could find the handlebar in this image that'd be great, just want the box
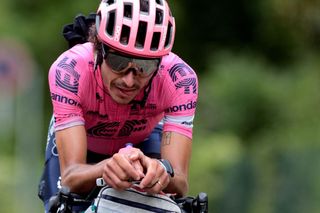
[48,186,208,213]
[175,192,208,213]
[48,187,70,213]
[196,192,208,213]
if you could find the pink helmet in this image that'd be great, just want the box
[96,0,175,58]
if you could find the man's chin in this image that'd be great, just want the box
[110,94,134,105]
[115,99,132,105]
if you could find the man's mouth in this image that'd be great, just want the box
[116,86,137,97]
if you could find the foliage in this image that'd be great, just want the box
[175,0,320,71]
[190,51,320,213]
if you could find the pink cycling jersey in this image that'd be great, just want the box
[48,42,198,155]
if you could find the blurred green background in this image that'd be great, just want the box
[1,0,320,212]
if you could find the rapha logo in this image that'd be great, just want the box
[182,121,193,126]
[55,57,80,94]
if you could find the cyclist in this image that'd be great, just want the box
[38,0,198,212]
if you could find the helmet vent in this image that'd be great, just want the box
[135,21,147,48]
[106,0,115,5]
[124,4,133,19]
[140,0,150,13]
[120,25,130,45]
[151,32,160,50]
[155,9,163,25]
[106,10,116,36]
[164,21,172,48]
[155,0,163,5]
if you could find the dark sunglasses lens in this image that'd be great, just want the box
[105,53,130,71]
[134,59,159,76]
[105,51,160,76]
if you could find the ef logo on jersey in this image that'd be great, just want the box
[55,57,80,94]
[168,63,197,95]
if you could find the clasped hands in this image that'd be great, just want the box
[102,146,170,194]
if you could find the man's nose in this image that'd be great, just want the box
[121,69,136,87]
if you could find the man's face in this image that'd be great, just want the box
[100,60,154,104]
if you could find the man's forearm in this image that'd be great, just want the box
[61,159,107,194]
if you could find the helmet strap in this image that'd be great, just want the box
[94,50,103,72]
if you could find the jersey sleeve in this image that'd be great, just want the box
[48,44,90,131]
[161,53,198,139]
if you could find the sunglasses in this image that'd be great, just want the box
[101,44,160,77]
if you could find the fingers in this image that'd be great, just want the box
[120,147,145,178]
[149,171,170,194]
[113,153,142,180]
[102,153,142,190]
[102,150,170,194]
[139,159,170,194]
[102,167,132,190]
[132,160,145,177]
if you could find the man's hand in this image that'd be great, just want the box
[102,147,144,190]
[102,147,170,194]
[131,153,171,194]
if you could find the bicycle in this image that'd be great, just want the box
[48,185,208,213]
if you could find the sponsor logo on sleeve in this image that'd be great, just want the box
[51,92,81,107]
[165,101,197,113]
[181,121,193,126]
[55,57,80,94]
[164,115,195,128]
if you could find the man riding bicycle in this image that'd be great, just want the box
[38,0,198,212]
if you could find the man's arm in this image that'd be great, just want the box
[136,131,192,196]
[56,125,107,193]
[161,131,192,197]
[56,125,144,194]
